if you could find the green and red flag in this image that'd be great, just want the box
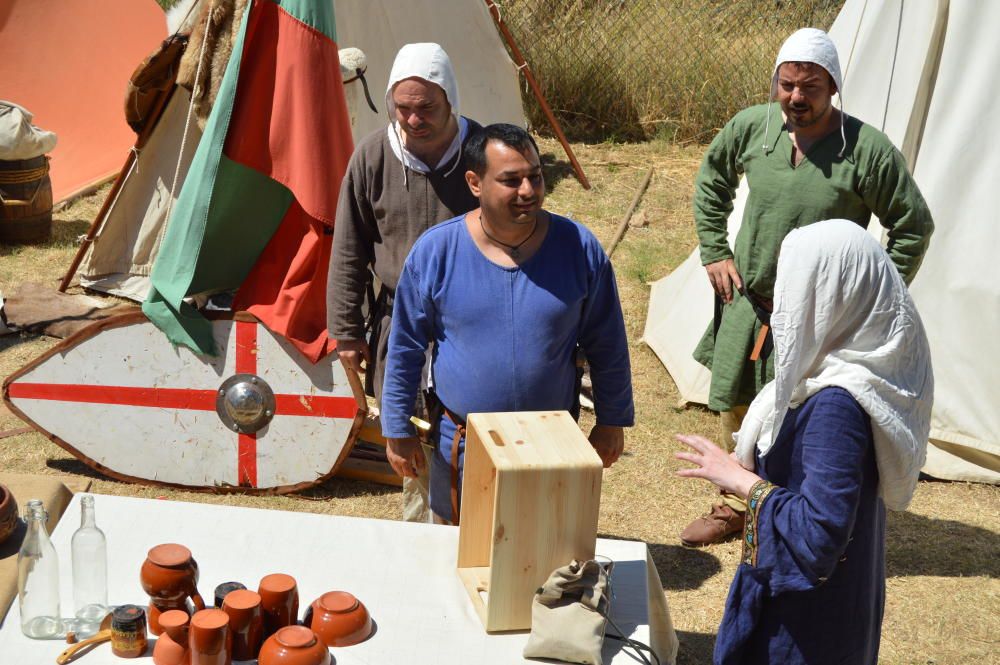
[143,0,353,362]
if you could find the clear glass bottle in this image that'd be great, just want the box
[17,499,63,639]
[71,495,108,625]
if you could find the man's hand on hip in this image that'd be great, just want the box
[704,258,743,303]
[335,338,370,374]
[589,424,624,468]
[387,437,426,479]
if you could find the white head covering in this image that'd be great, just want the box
[383,43,466,179]
[763,28,847,157]
[734,220,933,511]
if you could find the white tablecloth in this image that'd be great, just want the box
[0,494,677,664]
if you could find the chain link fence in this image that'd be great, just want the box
[495,0,842,143]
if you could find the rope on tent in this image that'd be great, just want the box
[160,0,217,249]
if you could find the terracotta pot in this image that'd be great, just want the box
[221,589,263,661]
[189,609,231,665]
[258,626,330,665]
[140,544,206,635]
[153,610,190,665]
[0,484,17,545]
[257,574,298,640]
[305,592,372,648]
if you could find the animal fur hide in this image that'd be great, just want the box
[175,0,250,130]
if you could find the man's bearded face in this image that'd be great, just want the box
[775,62,836,130]
[392,78,453,146]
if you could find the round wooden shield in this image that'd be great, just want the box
[2,312,366,493]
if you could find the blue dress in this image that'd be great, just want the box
[715,387,885,665]
[381,213,634,520]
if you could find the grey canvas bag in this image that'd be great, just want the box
[523,559,611,665]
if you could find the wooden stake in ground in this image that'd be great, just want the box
[484,1,591,190]
[606,166,654,259]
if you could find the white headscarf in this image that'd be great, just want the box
[384,42,466,177]
[734,220,933,511]
[763,28,847,157]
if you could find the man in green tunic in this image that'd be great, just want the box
[680,28,934,546]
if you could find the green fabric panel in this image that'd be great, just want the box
[281,0,337,40]
[144,2,276,356]
[187,156,292,295]
[691,104,934,410]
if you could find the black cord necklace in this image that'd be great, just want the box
[479,211,538,259]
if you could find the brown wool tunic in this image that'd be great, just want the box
[327,120,482,403]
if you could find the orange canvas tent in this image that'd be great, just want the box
[0,0,166,203]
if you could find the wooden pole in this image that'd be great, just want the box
[484,1,591,190]
[58,85,176,293]
[606,166,653,259]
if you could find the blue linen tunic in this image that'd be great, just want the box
[715,387,885,665]
[381,213,634,520]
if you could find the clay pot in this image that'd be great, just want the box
[305,591,372,648]
[258,626,330,665]
[221,589,263,661]
[257,574,298,640]
[140,544,205,635]
[153,610,190,665]
[0,484,17,545]
[189,609,231,665]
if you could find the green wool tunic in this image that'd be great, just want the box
[693,103,933,411]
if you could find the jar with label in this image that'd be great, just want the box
[111,605,148,658]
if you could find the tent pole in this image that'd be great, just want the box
[483,1,591,190]
[58,85,176,293]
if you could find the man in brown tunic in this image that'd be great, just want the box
[327,43,483,521]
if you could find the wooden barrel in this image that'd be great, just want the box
[0,155,53,243]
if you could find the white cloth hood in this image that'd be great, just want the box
[734,220,934,511]
[385,42,460,118]
[383,43,463,177]
[771,28,843,95]
[763,28,847,156]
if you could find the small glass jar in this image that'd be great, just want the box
[111,604,148,658]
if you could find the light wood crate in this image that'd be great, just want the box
[457,411,603,632]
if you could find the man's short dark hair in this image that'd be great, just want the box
[465,123,539,176]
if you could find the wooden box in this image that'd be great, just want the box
[457,411,603,632]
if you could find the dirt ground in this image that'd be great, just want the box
[1,137,997,663]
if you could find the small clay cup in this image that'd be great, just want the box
[221,589,263,661]
[189,609,231,665]
[258,626,330,665]
[153,610,190,665]
[305,591,372,648]
[258,574,298,640]
[141,544,206,635]
[0,484,17,545]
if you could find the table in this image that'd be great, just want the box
[0,494,678,664]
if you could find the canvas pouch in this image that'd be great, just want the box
[523,559,611,665]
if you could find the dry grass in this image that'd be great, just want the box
[2,140,999,663]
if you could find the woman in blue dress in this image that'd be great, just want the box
[676,220,934,665]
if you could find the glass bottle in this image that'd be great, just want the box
[71,495,108,625]
[17,499,63,638]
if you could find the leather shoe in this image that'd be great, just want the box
[680,503,745,547]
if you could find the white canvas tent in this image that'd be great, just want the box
[644,0,1000,484]
[77,0,526,300]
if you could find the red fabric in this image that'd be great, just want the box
[234,200,336,362]
[224,0,354,362]
[223,0,352,225]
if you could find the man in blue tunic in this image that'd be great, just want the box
[380,123,634,523]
